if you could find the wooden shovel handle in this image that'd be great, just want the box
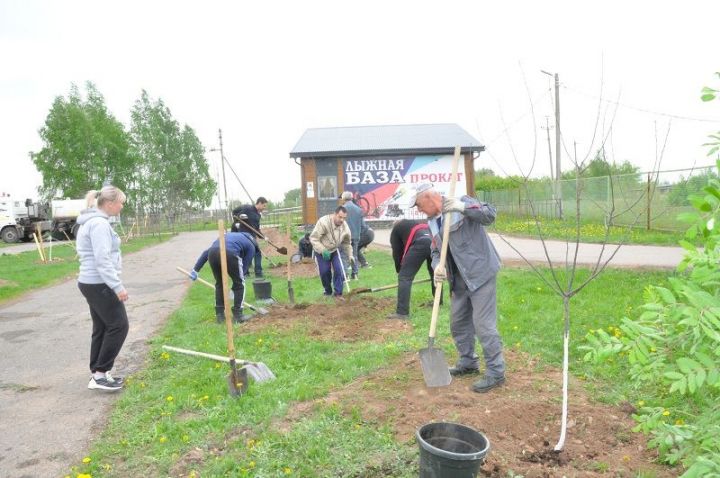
[217,221,235,358]
[176,266,214,289]
[429,146,461,340]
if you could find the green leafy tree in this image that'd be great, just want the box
[580,77,720,476]
[30,82,133,202]
[129,90,215,217]
[280,188,301,207]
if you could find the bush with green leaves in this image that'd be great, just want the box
[580,158,720,477]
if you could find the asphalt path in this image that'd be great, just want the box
[372,229,685,269]
[0,230,216,478]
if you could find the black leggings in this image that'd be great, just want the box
[208,248,245,310]
[78,282,129,373]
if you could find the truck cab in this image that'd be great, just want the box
[0,196,52,243]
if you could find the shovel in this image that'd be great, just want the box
[176,267,269,315]
[233,216,288,255]
[286,222,295,304]
[217,220,249,396]
[162,345,276,382]
[351,278,431,296]
[419,145,461,388]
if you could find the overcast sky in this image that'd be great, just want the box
[1,0,719,205]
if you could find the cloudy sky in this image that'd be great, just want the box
[1,0,719,205]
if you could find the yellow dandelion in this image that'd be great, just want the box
[675,419,685,425]
[166,395,174,402]
[77,474,92,478]
[161,352,170,360]
[536,287,542,292]
[622,455,630,462]
[513,326,519,331]
[638,400,645,406]
[189,472,197,478]
[215,363,221,368]
[662,410,670,416]
[283,467,292,474]
[182,435,189,442]
[140,382,146,388]
[82,457,91,464]
[246,438,256,449]
[249,461,256,468]
[159,436,168,443]
[256,338,263,345]
[202,395,209,400]
[103,464,111,471]
[650,347,656,352]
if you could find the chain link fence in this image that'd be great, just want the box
[478,165,718,231]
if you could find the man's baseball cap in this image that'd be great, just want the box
[407,183,434,207]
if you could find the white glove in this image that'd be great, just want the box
[442,197,465,214]
[349,256,356,266]
[433,265,447,286]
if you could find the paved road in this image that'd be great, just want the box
[372,229,684,269]
[0,231,216,478]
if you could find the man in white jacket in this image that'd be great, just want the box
[309,206,353,297]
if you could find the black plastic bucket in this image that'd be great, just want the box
[252,279,272,300]
[416,422,489,478]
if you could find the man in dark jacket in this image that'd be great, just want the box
[190,231,257,323]
[231,197,268,277]
[388,219,437,320]
[412,182,506,394]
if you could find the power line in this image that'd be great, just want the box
[563,84,720,124]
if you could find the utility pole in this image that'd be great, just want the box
[218,129,228,214]
[541,70,563,219]
[541,116,554,181]
[210,129,230,220]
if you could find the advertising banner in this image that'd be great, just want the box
[342,155,467,220]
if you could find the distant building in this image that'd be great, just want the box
[289,123,485,224]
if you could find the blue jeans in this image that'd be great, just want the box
[314,251,345,295]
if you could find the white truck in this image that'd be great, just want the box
[51,198,86,239]
[0,196,87,243]
[0,196,53,243]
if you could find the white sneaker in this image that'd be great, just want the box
[88,377,123,391]
[105,372,124,385]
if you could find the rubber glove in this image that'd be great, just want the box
[322,250,331,261]
[433,265,447,286]
[189,270,198,281]
[442,197,465,214]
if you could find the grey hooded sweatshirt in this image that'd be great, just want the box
[76,208,124,293]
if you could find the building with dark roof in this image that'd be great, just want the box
[289,123,485,223]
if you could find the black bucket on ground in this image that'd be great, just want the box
[252,279,272,300]
[416,422,489,478]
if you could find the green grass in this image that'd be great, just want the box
[492,216,687,246]
[69,248,672,477]
[0,235,171,304]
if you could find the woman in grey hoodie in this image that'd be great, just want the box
[76,186,128,392]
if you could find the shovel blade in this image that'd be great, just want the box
[419,347,452,387]
[245,362,276,383]
[277,246,288,255]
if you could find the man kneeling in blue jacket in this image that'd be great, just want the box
[189,231,257,323]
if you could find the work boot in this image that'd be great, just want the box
[215,307,225,324]
[472,375,506,393]
[232,308,253,323]
[448,365,480,376]
[351,272,358,280]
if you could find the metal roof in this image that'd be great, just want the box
[289,123,484,158]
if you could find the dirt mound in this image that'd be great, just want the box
[244,296,404,342]
[279,348,673,477]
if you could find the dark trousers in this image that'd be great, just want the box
[397,238,437,315]
[248,248,263,276]
[315,250,345,295]
[208,248,245,312]
[78,282,129,374]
